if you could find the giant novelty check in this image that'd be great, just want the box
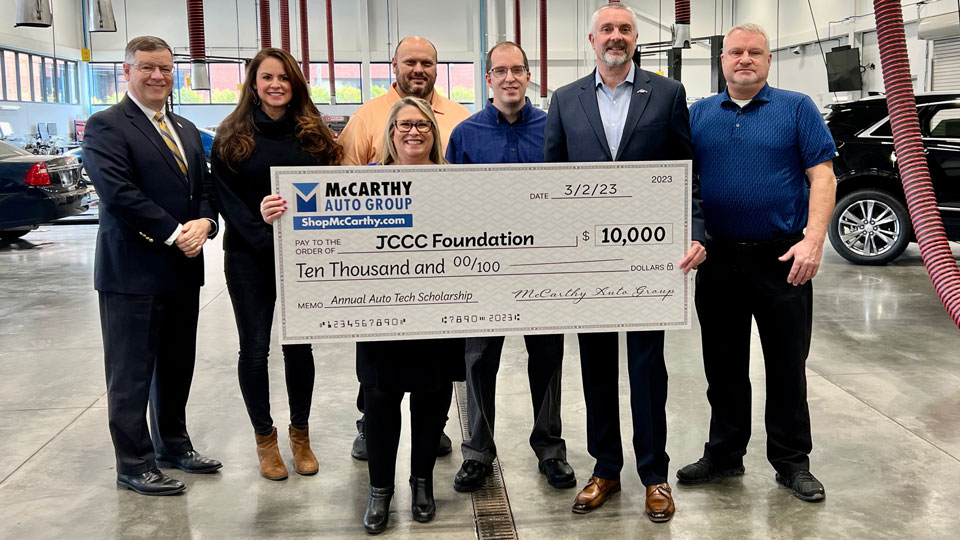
[272,161,692,343]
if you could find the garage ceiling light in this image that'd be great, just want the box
[88,0,117,33]
[15,0,53,28]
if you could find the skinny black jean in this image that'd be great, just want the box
[225,249,314,436]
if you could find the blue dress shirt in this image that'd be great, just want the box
[445,98,546,164]
[594,62,636,160]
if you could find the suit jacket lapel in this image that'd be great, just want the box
[121,96,189,187]
[578,71,613,161]
[616,69,653,161]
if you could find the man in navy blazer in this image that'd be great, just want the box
[83,36,221,496]
[544,4,705,522]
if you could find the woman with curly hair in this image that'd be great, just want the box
[212,47,341,480]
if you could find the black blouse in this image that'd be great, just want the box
[212,107,327,255]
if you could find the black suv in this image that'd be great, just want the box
[825,93,960,264]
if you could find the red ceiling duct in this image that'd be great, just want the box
[186,0,210,90]
[673,0,691,49]
[872,0,960,328]
[514,0,521,46]
[325,0,337,104]
[539,0,547,101]
[259,0,271,48]
[279,0,291,53]
[300,0,310,81]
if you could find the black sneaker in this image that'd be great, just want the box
[351,418,367,461]
[676,457,745,485]
[776,470,825,502]
[453,459,493,492]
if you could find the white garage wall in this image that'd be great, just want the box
[1,0,956,135]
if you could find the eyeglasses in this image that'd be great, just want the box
[395,120,433,133]
[488,66,528,78]
[133,63,174,75]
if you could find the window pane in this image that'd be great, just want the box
[3,51,17,100]
[434,63,449,98]
[19,53,31,101]
[31,56,43,102]
[117,65,128,97]
[173,64,210,104]
[370,63,392,98]
[90,63,118,104]
[65,61,78,104]
[310,63,361,104]
[43,58,55,102]
[55,59,66,103]
[210,63,241,104]
[449,63,475,103]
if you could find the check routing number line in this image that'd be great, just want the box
[296,268,630,283]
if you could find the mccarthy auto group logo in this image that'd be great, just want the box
[293,182,320,213]
[290,180,413,231]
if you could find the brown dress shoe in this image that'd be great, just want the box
[255,427,288,481]
[572,476,621,514]
[645,482,675,522]
[288,425,319,475]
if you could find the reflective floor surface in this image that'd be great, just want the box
[1,224,959,539]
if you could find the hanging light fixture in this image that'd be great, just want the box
[15,0,53,28]
[88,0,117,32]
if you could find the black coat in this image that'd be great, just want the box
[84,96,217,294]
[212,108,328,257]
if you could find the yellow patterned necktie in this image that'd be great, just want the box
[153,112,188,176]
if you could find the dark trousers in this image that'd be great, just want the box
[100,288,199,475]
[461,334,565,465]
[225,249,314,436]
[578,330,668,486]
[363,384,453,488]
[695,239,813,476]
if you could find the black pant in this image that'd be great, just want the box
[461,335,565,465]
[363,385,453,488]
[578,330,669,486]
[225,249,314,436]
[100,288,199,475]
[695,238,813,476]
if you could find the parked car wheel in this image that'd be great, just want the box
[0,229,31,241]
[828,189,912,265]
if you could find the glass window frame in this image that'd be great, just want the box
[0,47,79,105]
[307,61,364,105]
[368,61,475,105]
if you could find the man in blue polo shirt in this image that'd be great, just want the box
[446,41,575,493]
[677,23,837,503]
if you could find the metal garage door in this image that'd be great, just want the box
[933,37,960,91]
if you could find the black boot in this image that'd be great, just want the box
[410,476,436,522]
[363,485,394,534]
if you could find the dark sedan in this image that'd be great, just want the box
[0,140,88,240]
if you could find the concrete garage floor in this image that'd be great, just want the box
[1,224,959,540]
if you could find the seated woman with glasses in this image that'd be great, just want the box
[357,96,465,535]
[212,48,341,481]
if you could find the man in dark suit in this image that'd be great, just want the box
[543,4,705,522]
[83,36,221,496]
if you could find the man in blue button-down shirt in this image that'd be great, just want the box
[677,23,837,504]
[445,42,576,494]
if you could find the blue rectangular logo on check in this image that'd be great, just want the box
[294,214,413,230]
[293,182,320,213]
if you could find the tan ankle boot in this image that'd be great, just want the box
[255,427,288,480]
[288,424,319,475]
